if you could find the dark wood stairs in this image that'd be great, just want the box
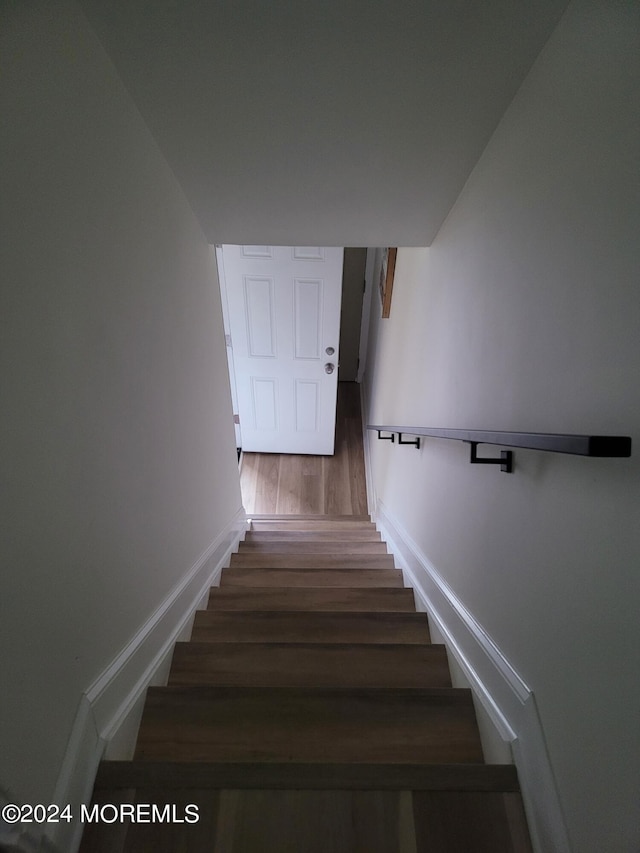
[80,515,533,852]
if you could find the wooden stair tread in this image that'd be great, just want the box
[220,567,404,588]
[81,506,536,850]
[238,540,388,553]
[80,788,532,853]
[134,686,484,764]
[206,587,416,611]
[249,520,376,532]
[191,611,431,643]
[412,791,533,852]
[230,552,395,569]
[168,642,451,688]
[244,529,382,542]
[94,760,521,791]
[248,514,371,522]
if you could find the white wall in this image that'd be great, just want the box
[0,0,242,809]
[363,2,640,851]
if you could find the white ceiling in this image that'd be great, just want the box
[80,0,569,246]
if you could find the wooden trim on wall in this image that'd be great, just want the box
[379,247,397,318]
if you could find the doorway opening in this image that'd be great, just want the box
[239,382,368,516]
[217,245,369,457]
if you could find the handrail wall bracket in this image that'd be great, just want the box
[398,433,421,449]
[468,441,513,474]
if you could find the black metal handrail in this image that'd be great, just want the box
[367,424,631,474]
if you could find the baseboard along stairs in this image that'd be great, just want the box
[80,514,533,852]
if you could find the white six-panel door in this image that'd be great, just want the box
[219,245,344,454]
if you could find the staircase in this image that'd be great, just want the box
[81,515,533,852]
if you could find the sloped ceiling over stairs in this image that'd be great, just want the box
[80,0,569,246]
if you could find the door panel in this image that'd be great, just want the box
[252,377,278,431]
[245,277,277,357]
[221,245,343,454]
[294,279,323,359]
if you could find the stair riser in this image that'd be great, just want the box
[95,760,521,791]
[248,514,371,522]
[249,521,376,532]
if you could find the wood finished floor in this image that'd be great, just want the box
[239,382,368,516]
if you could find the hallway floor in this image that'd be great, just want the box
[239,382,368,516]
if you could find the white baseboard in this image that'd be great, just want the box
[48,508,247,853]
[375,498,572,853]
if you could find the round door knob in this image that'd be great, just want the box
[325,346,335,356]
[325,363,335,374]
